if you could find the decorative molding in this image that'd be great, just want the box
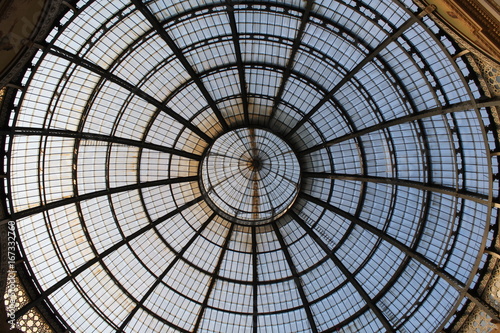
[0,0,64,88]
[419,0,500,63]
[414,0,500,98]
[4,275,53,333]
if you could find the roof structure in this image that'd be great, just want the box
[1,0,500,332]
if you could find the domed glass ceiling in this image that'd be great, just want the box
[4,0,500,332]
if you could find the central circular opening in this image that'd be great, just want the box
[200,128,301,225]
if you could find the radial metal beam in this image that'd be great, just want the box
[284,6,435,139]
[271,221,319,333]
[12,175,198,220]
[288,210,395,332]
[268,0,315,124]
[299,97,500,155]
[298,192,500,322]
[130,0,229,131]
[225,0,250,125]
[193,223,236,332]
[302,172,498,208]
[45,45,213,144]
[3,127,202,161]
[117,212,217,332]
[14,196,203,319]
[248,128,260,219]
[251,225,258,333]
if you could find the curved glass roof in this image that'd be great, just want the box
[4,0,500,332]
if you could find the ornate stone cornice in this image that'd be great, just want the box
[419,0,500,63]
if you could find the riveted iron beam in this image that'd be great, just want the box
[299,192,500,322]
[225,0,250,125]
[271,221,319,333]
[251,225,259,333]
[3,127,202,161]
[268,0,315,123]
[285,7,435,139]
[12,176,198,220]
[14,196,203,319]
[131,0,229,131]
[193,223,236,332]
[300,97,500,155]
[289,210,395,332]
[45,44,213,144]
[303,172,497,208]
[117,212,217,332]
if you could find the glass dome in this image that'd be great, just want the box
[4,0,500,332]
[200,127,301,225]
